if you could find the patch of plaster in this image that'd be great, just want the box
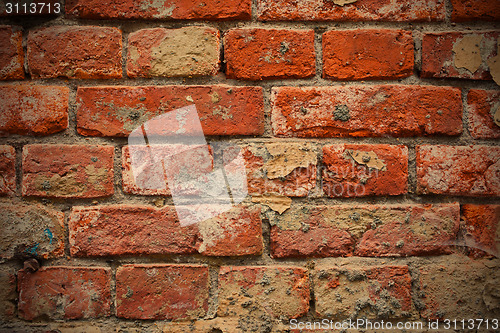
[453,35,483,73]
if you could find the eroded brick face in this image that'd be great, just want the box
[0,145,16,195]
[0,26,24,80]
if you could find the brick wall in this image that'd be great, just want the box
[0,0,499,332]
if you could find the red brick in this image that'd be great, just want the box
[66,0,251,20]
[467,89,500,139]
[417,145,500,196]
[127,27,220,78]
[322,144,408,197]
[0,26,24,80]
[0,203,64,259]
[231,142,317,197]
[314,265,415,319]
[256,0,445,22]
[0,145,15,195]
[218,266,309,319]
[69,204,263,257]
[323,29,414,80]
[28,26,122,79]
[271,85,462,138]
[22,145,114,198]
[356,203,460,256]
[421,31,498,80]
[18,266,111,320]
[76,86,264,137]
[116,264,209,320]
[450,0,500,22]
[224,28,315,80]
[416,255,499,319]
[461,204,500,258]
[0,85,69,136]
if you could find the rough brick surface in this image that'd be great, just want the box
[271,86,462,137]
[0,263,17,320]
[417,145,500,196]
[450,0,500,22]
[66,0,251,20]
[232,142,317,197]
[421,31,498,80]
[28,26,122,79]
[256,0,445,22]
[18,266,111,320]
[22,145,114,198]
[0,26,24,80]
[0,203,64,259]
[224,28,315,80]
[127,27,220,78]
[314,264,416,319]
[0,85,69,136]
[0,145,16,195]
[218,266,310,320]
[116,264,209,320]
[461,204,500,258]
[415,255,500,320]
[322,144,408,197]
[270,204,459,258]
[69,204,262,257]
[323,29,414,80]
[467,89,500,139]
[76,86,264,137]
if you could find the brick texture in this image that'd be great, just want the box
[323,29,414,80]
[0,145,16,195]
[256,0,445,22]
[18,267,111,320]
[417,145,500,196]
[467,89,500,139]
[28,26,122,79]
[461,204,500,258]
[450,0,500,22]
[0,264,16,320]
[115,264,209,320]
[76,86,264,137]
[224,28,315,80]
[66,0,251,20]
[0,85,69,136]
[22,145,115,198]
[271,85,462,137]
[421,31,498,80]
[0,26,24,80]
[127,27,220,78]
[322,144,408,197]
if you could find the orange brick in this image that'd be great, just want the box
[0,26,24,80]
[467,89,500,139]
[461,204,500,258]
[450,0,500,22]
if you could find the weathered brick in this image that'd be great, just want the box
[256,0,445,22]
[28,26,122,79]
[421,31,498,80]
[231,142,317,197]
[270,204,458,258]
[0,85,69,136]
[0,145,15,195]
[0,263,17,320]
[218,266,309,320]
[127,27,219,78]
[314,264,416,320]
[66,0,251,20]
[450,0,500,22]
[322,144,408,197]
[417,145,500,196]
[461,204,500,258]
[0,203,64,259]
[69,204,263,257]
[22,145,114,198]
[271,86,462,137]
[0,26,24,80]
[18,266,111,320]
[116,264,209,320]
[76,86,264,137]
[415,254,500,319]
[323,29,414,80]
[467,89,500,139]
[224,28,315,80]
